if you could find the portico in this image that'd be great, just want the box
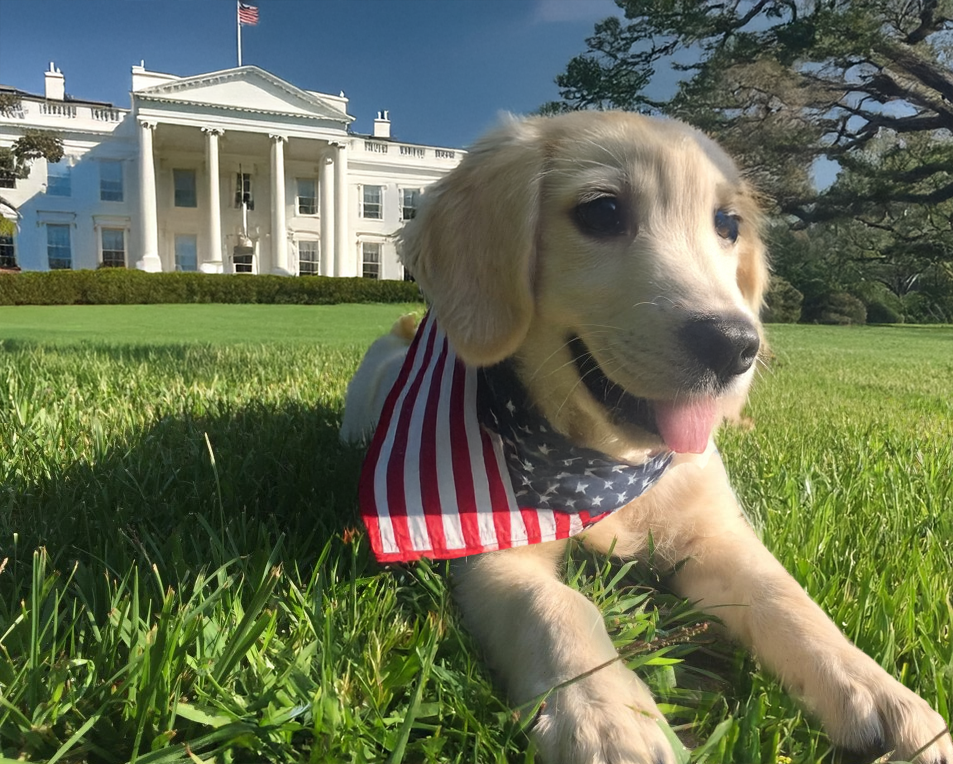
[132,65,354,275]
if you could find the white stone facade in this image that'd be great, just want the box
[0,63,464,278]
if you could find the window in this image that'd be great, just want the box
[46,224,72,269]
[401,188,420,221]
[234,172,254,210]
[174,234,198,271]
[0,158,15,188]
[0,233,15,268]
[296,178,317,215]
[362,185,382,219]
[101,228,126,268]
[173,169,197,207]
[100,160,124,202]
[362,242,381,279]
[298,240,319,276]
[47,159,71,197]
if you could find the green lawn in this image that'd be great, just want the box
[0,308,950,763]
[0,303,425,347]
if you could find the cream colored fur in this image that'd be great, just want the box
[339,314,418,444]
[348,112,952,764]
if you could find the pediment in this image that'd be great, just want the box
[135,66,352,124]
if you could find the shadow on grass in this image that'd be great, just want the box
[2,393,369,593]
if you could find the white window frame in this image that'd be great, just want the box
[46,158,72,197]
[100,228,126,268]
[173,168,198,208]
[0,230,16,268]
[360,184,383,220]
[296,239,320,276]
[296,178,318,216]
[46,223,72,269]
[99,159,124,202]
[174,233,198,272]
[361,240,381,279]
[400,187,421,221]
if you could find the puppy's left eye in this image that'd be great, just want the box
[574,196,628,238]
[715,209,740,243]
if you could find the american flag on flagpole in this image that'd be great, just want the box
[359,313,673,563]
[238,2,259,26]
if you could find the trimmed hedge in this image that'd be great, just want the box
[0,269,422,306]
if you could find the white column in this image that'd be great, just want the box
[319,152,334,277]
[270,134,288,275]
[201,127,224,273]
[136,119,161,272]
[332,140,350,277]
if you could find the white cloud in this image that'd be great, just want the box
[531,0,619,24]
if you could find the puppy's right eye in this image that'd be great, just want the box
[574,196,628,238]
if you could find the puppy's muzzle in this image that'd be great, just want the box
[680,315,760,386]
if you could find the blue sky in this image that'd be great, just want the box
[0,0,623,149]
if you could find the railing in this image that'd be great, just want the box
[40,102,77,118]
[93,108,122,122]
[0,98,129,126]
[362,142,461,162]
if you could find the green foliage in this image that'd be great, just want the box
[0,127,64,187]
[866,300,903,324]
[762,276,803,323]
[0,268,421,306]
[808,291,867,325]
[550,1,953,216]
[12,128,64,167]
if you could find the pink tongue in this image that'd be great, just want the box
[653,398,718,454]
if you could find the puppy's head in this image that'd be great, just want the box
[400,111,768,455]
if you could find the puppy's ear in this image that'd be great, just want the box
[399,117,544,366]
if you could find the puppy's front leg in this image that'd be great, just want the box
[453,543,681,764]
[667,457,952,763]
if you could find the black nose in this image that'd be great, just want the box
[680,315,760,384]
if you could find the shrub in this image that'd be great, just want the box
[865,300,902,324]
[763,276,803,323]
[814,292,867,325]
[0,269,422,306]
[901,291,951,324]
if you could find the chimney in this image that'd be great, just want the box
[45,62,65,100]
[373,110,391,139]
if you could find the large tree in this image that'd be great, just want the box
[544,0,953,228]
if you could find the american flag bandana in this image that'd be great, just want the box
[359,313,674,563]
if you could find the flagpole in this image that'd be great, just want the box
[236,1,243,66]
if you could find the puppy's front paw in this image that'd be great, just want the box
[531,666,682,764]
[815,656,952,763]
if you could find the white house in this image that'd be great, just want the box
[0,62,464,278]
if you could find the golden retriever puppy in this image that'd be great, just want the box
[339,314,418,443]
[345,111,952,764]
